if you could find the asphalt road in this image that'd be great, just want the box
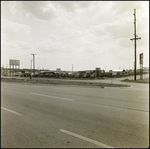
[1,81,149,148]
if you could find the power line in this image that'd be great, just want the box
[33,22,134,44]
[31,15,147,45]
[2,2,148,44]
[2,3,148,59]
[34,33,136,55]
[0,3,136,34]
[2,30,148,57]
[21,2,53,17]
[2,32,145,59]
[92,9,148,25]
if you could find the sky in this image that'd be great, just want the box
[1,1,149,71]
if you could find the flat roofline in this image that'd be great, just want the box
[112,70,123,72]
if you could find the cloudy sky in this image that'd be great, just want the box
[1,1,149,71]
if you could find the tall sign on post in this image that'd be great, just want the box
[31,54,36,76]
[139,53,143,80]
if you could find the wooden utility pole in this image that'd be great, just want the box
[130,9,141,80]
[72,64,73,73]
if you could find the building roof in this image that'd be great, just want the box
[112,70,123,72]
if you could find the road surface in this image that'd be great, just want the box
[1,81,149,148]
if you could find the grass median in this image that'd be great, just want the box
[122,78,149,84]
[1,77,131,87]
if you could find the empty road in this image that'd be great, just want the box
[1,81,149,148]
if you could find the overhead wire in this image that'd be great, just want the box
[19,2,133,37]
[20,1,54,17]
[2,30,148,57]
[2,1,148,43]
[1,2,149,61]
[33,30,148,56]
[21,3,147,46]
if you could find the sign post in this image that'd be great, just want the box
[139,53,143,80]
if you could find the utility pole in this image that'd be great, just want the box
[130,9,141,81]
[72,64,73,73]
[30,60,33,79]
[31,54,36,76]
[31,60,33,70]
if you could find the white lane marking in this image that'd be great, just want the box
[60,129,114,148]
[1,107,22,116]
[31,93,74,101]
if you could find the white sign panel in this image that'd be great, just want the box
[9,59,20,65]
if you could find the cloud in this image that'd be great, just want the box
[48,35,57,42]
[112,1,146,15]
[119,37,133,48]
[2,40,34,55]
[34,39,64,54]
[2,1,58,22]
[15,41,34,50]
[22,1,58,21]
[1,1,18,16]
[51,1,78,12]
[2,19,32,42]
[1,1,149,70]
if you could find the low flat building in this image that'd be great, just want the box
[112,69,123,76]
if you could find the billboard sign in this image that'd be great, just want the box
[95,68,100,71]
[56,68,61,72]
[9,59,20,66]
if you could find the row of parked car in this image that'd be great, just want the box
[17,70,131,78]
[5,69,148,78]
[17,70,101,78]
